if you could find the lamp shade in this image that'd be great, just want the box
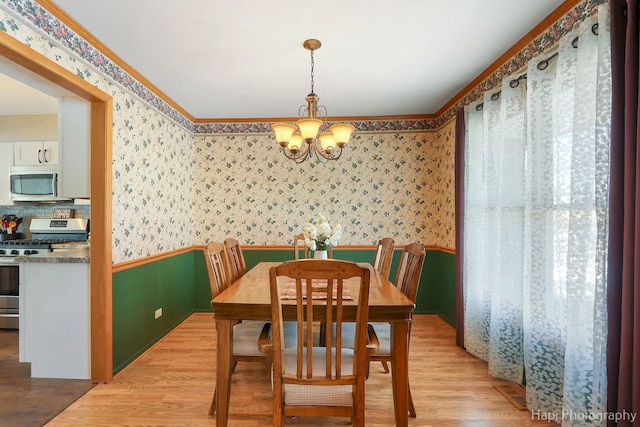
[329,123,355,145]
[272,123,297,147]
[318,132,336,153]
[296,118,323,141]
[287,133,303,153]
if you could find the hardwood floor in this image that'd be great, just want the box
[46,313,556,426]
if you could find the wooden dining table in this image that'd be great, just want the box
[211,261,415,426]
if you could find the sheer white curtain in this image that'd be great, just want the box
[464,74,527,383]
[464,4,611,424]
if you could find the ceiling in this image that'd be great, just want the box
[4,0,568,120]
[0,56,64,115]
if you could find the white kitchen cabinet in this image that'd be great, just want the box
[0,143,14,204]
[14,140,58,166]
[19,262,90,379]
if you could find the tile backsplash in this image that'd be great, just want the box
[0,202,90,238]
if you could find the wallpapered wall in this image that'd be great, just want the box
[111,97,194,261]
[193,125,456,247]
[0,0,455,264]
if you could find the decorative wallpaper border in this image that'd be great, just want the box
[1,0,607,134]
[193,118,436,134]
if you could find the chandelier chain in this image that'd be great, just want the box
[310,49,315,94]
[271,39,354,164]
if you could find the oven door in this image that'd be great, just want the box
[0,260,19,329]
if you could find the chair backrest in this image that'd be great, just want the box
[203,241,231,301]
[269,259,371,424]
[293,233,310,260]
[224,238,246,283]
[373,237,395,279]
[394,242,426,302]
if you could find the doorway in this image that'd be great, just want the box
[0,31,113,382]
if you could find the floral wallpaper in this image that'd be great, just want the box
[193,126,455,248]
[0,0,602,263]
[111,95,194,261]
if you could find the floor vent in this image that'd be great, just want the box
[494,383,528,411]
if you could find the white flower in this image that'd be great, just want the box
[305,238,317,251]
[302,213,342,250]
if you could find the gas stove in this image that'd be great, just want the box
[0,218,89,257]
[0,239,56,256]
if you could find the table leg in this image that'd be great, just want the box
[215,319,233,427]
[391,321,409,427]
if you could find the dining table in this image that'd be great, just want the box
[211,261,415,427]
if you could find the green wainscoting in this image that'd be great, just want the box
[418,250,457,326]
[112,251,196,374]
[114,247,456,375]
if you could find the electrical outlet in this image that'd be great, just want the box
[154,308,162,319]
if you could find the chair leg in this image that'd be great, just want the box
[408,382,416,417]
[273,402,283,426]
[208,387,217,416]
[318,321,326,346]
[352,415,365,427]
[381,361,390,373]
[266,353,273,376]
[380,359,415,417]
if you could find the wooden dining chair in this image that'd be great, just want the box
[368,241,426,417]
[223,238,246,283]
[203,241,271,416]
[268,259,371,427]
[293,233,310,260]
[373,237,395,280]
[320,240,391,347]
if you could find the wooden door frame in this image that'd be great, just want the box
[0,32,113,382]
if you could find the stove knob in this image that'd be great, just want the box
[10,250,19,255]
[0,249,5,255]
[23,250,32,255]
[30,249,38,255]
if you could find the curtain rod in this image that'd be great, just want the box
[475,23,599,111]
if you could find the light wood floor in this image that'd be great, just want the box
[46,313,556,426]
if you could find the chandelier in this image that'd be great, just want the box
[271,39,355,164]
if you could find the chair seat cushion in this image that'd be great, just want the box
[282,321,298,348]
[331,321,391,355]
[332,322,391,356]
[233,320,269,356]
[283,347,354,407]
[331,322,356,349]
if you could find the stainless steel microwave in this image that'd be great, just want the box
[9,165,68,202]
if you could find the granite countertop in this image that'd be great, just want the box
[15,246,90,263]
